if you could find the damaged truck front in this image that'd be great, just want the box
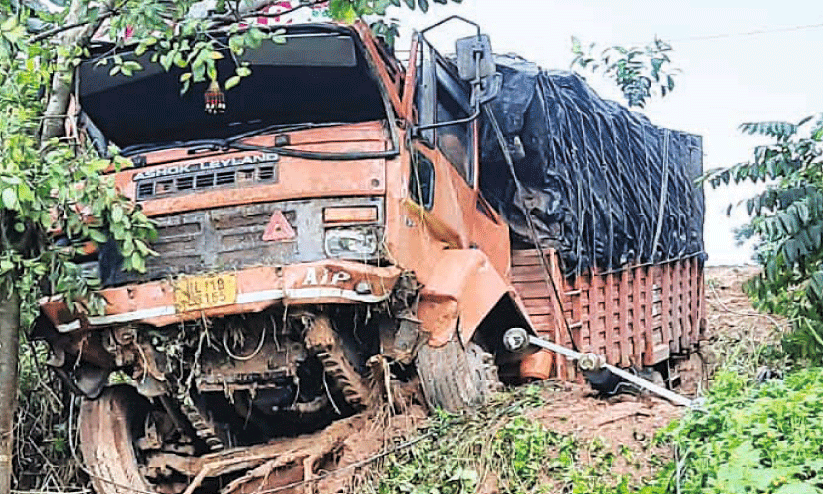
[34,19,531,494]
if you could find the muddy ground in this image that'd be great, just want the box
[299,265,783,493]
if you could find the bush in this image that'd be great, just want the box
[644,368,823,494]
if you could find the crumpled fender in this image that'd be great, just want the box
[418,249,514,348]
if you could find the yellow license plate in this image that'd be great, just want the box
[174,273,237,312]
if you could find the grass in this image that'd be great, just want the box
[363,383,640,494]
[13,337,82,492]
[365,364,823,494]
[639,368,823,494]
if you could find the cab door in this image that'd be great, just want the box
[410,39,510,275]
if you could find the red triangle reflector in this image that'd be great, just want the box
[262,211,296,241]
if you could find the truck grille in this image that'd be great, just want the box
[100,197,383,286]
[136,163,278,200]
[142,203,297,280]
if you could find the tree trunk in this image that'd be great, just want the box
[40,0,114,142]
[0,291,20,493]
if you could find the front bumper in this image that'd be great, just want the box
[41,260,401,332]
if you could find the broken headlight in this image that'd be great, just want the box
[324,227,378,259]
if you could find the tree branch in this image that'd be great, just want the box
[28,9,117,44]
[39,0,117,146]
[207,0,328,25]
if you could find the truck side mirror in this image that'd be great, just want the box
[455,34,500,104]
[455,34,495,82]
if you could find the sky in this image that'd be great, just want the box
[384,0,823,265]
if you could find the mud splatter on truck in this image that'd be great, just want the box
[32,15,704,494]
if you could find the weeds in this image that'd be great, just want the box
[642,368,823,494]
[366,383,636,494]
[13,337,83,492]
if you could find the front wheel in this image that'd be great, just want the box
[79,385,155,494]
[415,339,501,413]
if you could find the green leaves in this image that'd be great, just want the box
[372,385,634,493]
[0,10,158,323]
[329,0,359,23]
[327,0,461,23]
[570,36,679,108]
[740,121,802,142]
[223,75,240,90]
[705,114,823,360]
[370,19,400,47]
[775,483,822,494]
[642,368,823,494]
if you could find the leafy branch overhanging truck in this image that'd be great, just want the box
[32,12,706,494]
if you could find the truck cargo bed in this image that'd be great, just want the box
[512,249,706,380]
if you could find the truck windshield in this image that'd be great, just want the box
[77,27,388,151]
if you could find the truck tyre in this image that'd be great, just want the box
[416,339,501,413]
[79,385,154,494]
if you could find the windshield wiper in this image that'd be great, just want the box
[121,139,228,158]
[226,141,399,161]
[225,121,399,161]
[120,122,400,162]
[120,123,349,158]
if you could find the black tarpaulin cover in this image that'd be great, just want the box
[479,55,705,275]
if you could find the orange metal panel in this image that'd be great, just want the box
[683,261,689,334]
[578,275,590,350]
[589,272,604,357]
[509,250,706,379]
[683,260,690,347]
[549,252,571,379]
[517,281,561,300]
[511,250,543,266]
[353,22,404,116]
[511,264,549,281]
[115,137,389,217]
[521,298,553,315]
[660,264,673,351]
[605,272,618,364]
[691,258,700,343]
[323,206,379,223]
[619,268,631,366]
[418,249,511,348]
[42,261,402,329]
[699,260,705,338]
[696,258,705,341]
[670,262,681,353]
[519,350,554,381]
[682,261,689,345]
[637,268,646,364]
[400,36,419,120]
[643,267,655,366]
[130,122,388,167]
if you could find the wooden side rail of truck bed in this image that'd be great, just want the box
[512,249,706,380]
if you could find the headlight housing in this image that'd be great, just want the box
[324,227,379,259]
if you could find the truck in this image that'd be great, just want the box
[32,11,706,494]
